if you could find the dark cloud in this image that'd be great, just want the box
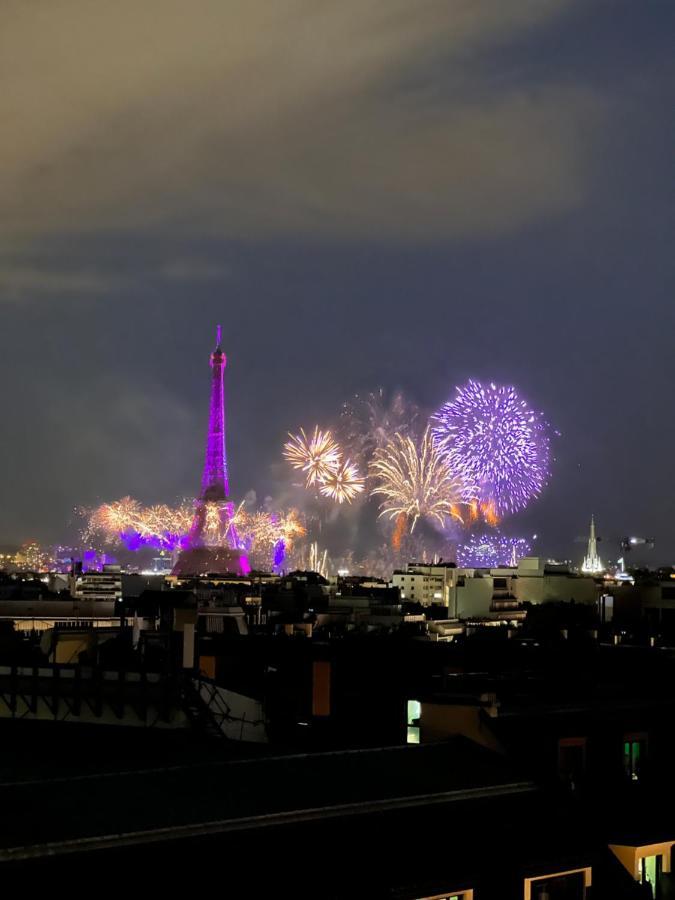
[1,1,593,243]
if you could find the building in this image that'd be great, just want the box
[582,514,605,574]
[513,556,599,605]
[393,558,598,620]
[69,563,122,604]
[392,562,457,609]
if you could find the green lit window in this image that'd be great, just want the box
[623,735,646,781]
[407,699,421,744]
[640,854,661,895]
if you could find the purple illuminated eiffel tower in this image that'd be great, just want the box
[200,324,229,502]
[172,328,250,576]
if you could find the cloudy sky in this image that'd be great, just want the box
[1,0,673,562]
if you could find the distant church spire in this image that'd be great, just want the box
[581,514,604,574]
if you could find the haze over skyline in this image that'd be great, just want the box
[1,1,673,564]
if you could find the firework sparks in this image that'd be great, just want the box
[283,427,342,488]
[233,508,307,571]
[431,380,551,519]
[391,511,407,551]
[87,496,140,537]
[456,532,533,568]
[84,497,194,551]
[339,388,421,468]
[241,509,306,550]
[278,509,306,548]
[84,497,307,569]
[319,459,365,504]
[369,427,474,533]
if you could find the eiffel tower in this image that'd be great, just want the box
[172,327,250,577]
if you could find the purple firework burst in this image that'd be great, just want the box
[431,380,550,517]
[456,532,533,568]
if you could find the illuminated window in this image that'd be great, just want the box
[639,854,661,891]
[624,733,647,781]
[407,699,421,744]
[610,842,672,889]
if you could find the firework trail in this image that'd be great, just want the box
[308,541,329,577]
[283,427,342,488]
[391,512,407,551]
[369,427,475,533]
[431,380,550,519]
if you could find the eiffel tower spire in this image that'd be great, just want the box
[200,325,229,502]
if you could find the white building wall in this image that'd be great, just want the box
[392,568,449,607]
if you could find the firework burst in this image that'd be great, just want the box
[456,532,533,568]
[319,459,365,504]
[369,427,474,533]
[283,427,342,488]
[431,380,550,519]
[241,509,305,551]
[277,509,306,547]
[84,496,308,568]
[84,497,195,551]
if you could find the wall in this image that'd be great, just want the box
[515,573,598,605]
[455,577,494,619]
[419,702,503,753]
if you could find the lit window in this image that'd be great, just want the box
[407,699,421,744]
[407,726,420,745]
[639,854,660,890]
[624,733,647,781]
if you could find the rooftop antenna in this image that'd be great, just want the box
[216,324,222,348]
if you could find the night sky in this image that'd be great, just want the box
[1,1,673,565]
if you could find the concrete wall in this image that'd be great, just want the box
[455,577,495,619]
[515,573,598,604]
[419,701,502,753]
